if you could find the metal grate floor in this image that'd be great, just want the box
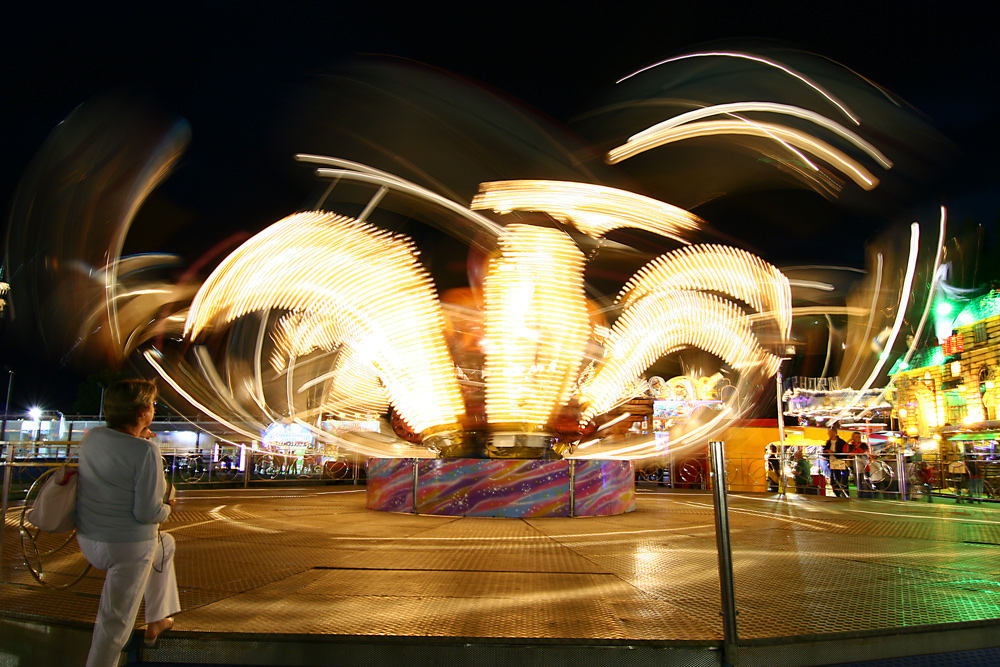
[4,487,1000,643]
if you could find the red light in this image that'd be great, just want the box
[942,334,964,356]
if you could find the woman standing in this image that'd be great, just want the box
[76,379,180,666]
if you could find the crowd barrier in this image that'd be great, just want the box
[0,439,364,505]
[634,450,997,501]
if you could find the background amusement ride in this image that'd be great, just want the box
[2,47,957,515]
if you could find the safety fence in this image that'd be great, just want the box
[7,440,994,505]
[0,440,364,504]
[634,450,997,502]
[0,439,365,579]
[5,438,1000,667]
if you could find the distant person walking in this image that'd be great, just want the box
[76,379,180,667]
[850,436,874,499]
[793,449,814,494]
[966,446,984,503]
[824,426,851,498]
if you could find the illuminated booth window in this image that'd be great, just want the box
[975,322,987,345]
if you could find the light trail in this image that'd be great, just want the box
[472,179,701,243]
[617,51,860,125]
[607,119,879,190]
[626,102,892,167]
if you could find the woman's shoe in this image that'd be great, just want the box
[144,617,174,648]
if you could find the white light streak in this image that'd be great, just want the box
[483,225,590,427]
[597,412,632,432]
[580,291,781,423]
[617,51,860,125]
[627,102,891,168]
[184,211,464,435]
[851,207,948,422]
[607,120,879,190]
[829,220,926,423]
[618,244,793,338]
[788,280,836,292]
[472,180,701,243]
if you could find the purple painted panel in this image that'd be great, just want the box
[415,459,475,515]
[573,460,635,515]
[368,457,634,517]
[365,458,414,513]
[464,460,570,518]
[415,459,571,517]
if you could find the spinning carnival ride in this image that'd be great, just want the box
[4,47,951,515]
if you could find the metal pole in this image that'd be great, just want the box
[776,369,787,445]
[896,450,908,500]
[776,368,787,497]
[569,460,576,517]
[669,451,676,490]
[243,444,251,489]
[777,442,787,497]
[412,458,419,514]
[0,443,14,558]
[0,370,12,440]
[709,440,739,666]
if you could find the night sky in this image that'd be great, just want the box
[2,2,999,413]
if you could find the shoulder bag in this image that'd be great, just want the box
[25,465,78,533]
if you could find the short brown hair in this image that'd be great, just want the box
[103,379,157,429]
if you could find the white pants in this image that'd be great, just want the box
[78,532,180,667]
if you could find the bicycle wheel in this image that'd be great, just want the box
[677,460,704,486]
[869,461,894,492]
[255,455,280,480]
[324,459,350,480]
[177,455,205,483]
[746,459,767,486]
[214,456,238,482]
[19,469,91,589]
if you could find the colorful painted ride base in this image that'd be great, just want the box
[366,458,635,517]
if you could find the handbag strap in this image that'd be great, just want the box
[56,468,78,486]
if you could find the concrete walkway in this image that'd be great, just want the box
[3,486,1000,665]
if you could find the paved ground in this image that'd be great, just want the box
[3,485,1000,663]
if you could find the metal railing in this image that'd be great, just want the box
[1,438,367,573]
[4,435,999,665]
[1,440,366,501]
[633,449,996,502]
[162,450,366,487]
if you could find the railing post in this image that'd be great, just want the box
[896,451,907,500]
[0,442,13,556]
[853,454,864,498]
[709,440,739,666]
[243,447,250,489]
[779,443,787,496]
[569,460,576,517]
[412,458,419,514]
